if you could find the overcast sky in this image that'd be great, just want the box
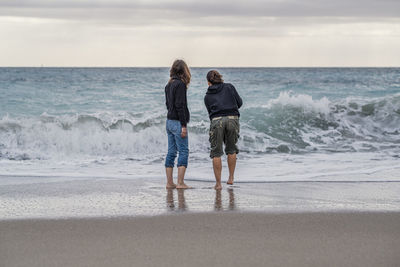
[1,0,399,66]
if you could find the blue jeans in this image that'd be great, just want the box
[165,120,189,168]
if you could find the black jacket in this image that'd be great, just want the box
[204,83,243,120]
[165,77,190,127]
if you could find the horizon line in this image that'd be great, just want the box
[0,66,399,68]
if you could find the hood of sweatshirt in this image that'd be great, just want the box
[206,83,224,94]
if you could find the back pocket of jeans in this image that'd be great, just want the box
[169,121,179,133]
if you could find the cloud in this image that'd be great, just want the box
[0,0,399,24]
[0,0,399,66]
[1,0,399,35]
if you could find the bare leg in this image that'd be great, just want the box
[165,167,176,189]
[176,166,190,189]
[213,157,222,190]
[227,153,237,185]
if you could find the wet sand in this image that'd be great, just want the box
[1,176,400,219]
[1,212,399,267]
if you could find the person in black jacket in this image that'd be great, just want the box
[204,70,243,190]
[164,59,191,189]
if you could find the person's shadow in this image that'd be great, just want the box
[214,188,236,211]
[166,188,187,212]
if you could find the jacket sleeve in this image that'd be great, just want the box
[204,96,211,115]
[165,87,168,108]
[230,85,243,109]
[174,81,188,127]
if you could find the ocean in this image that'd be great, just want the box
[0,67,399,182]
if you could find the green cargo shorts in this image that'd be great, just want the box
[209,116,240,158]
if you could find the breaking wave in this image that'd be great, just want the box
[1,92,400,161]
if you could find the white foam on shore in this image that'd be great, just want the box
[1,152,399,185]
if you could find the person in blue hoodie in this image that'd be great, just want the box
[204,70,243,190]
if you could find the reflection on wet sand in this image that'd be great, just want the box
[215,188,236,211]
[177,189,187,211]
[166,188,236,212]
[228,188,236,210]
[214,189,222,211]
[166,188,187,211]
[166,189,175,211]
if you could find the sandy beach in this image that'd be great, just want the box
[1,212,399,267]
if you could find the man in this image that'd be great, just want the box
[204,70,243,190]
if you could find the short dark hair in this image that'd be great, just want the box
[206,70,224,84]
[169,59,191,86]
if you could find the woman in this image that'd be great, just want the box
[204,70,242,190]
[164,59,191,189]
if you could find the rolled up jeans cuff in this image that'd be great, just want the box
[177,164,187,168]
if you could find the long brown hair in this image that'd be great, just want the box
[169,59,191,86]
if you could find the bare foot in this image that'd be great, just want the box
[176,183,191,189]
[166,183,176,189]
[214,183,222,190]
[227,179,234,185]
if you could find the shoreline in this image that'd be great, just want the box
[1,212,399,267]
[1,177,400,219]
